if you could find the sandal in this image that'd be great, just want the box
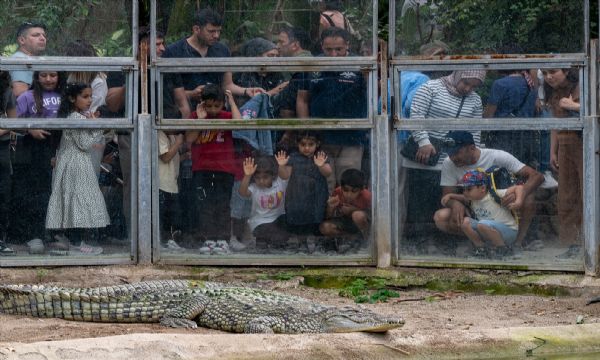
[0,242,15,256]
[70,241,103,256]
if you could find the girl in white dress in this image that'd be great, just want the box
[46,83,109,254]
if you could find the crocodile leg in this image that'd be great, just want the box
[159,295,210,328]
[244,316,284,334]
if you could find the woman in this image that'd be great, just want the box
[543,68,582,259]
[409,70,486,165]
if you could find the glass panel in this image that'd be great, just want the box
[396,129,583,267]
[0,1,132,57]
[160,69,369,119]
[397,67,581,120]
[161,1,373,58]
[394,0,584,56]
[0,128,132,258]
[158,128,373,258]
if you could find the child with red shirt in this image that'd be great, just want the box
[319,169,371,252]
[185,85,241,244]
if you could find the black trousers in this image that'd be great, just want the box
[192,171,234,240]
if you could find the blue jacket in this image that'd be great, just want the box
[234,93,274,155]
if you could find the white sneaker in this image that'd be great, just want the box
[540,171,558,189]
[165,239,183,250]
[229,236,247,251]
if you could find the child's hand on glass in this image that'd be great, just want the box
[196,102,207,119]
[313,151,328,167]
[275,150,289,166]
[243,157,257,176]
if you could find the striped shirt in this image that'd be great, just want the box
[409,79,482,153]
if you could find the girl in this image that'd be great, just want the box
[13,71,65,247]
[543,68,582,259]
[279,131,332,244]
[46,83,109,254]
[239,153,290,251]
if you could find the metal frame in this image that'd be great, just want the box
[0,0,139,267]
[150,0,381,265]
[388,0,598,274]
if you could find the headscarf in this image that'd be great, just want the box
[440,70,486,97]
[239,38,277,57]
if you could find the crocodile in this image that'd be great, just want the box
[0,279,404,333]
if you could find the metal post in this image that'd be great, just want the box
[584,39,599,276]
[137,114,153,264]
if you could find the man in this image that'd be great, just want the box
[162,8,263,114]
[296,27,367,192]
[434,131,544,247]
[276,26,312,118]
[10,22,47,98]
[103,27,176,242]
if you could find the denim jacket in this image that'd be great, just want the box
[234,93,274,155]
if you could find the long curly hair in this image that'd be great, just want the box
[31,71,66,116]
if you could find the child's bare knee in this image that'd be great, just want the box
[351,211,367,224]
[319,222,336,235]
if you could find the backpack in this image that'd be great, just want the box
[473,166,520,223]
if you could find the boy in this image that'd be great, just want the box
[441,170,524,258]
[158,130,184,250]
[185,84,241,250]
[319,169,371,253]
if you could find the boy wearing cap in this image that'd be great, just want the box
[435,131,544,247]
[441,170,524,258]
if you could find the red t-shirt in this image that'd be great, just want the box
[331,187,371,212]
[189,110,238,175]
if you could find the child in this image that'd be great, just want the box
[279,131,332,251]
[45,82,109,255]
[239,153,290,251]
[14,71,65,249]
[319,169,371,252]
[441,169,524,258]
[158,130,184,250]
[185,84,241,248]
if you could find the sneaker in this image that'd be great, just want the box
[556,245,582,259]
[306,236,317,254]
[540,171,558,189]
[164,239,183,250]
[229,236,247,251]
[0,242,15,256]
[27,238,45,254]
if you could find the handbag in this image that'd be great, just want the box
[400,96,466,166]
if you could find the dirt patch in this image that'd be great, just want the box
[1,266,600,358]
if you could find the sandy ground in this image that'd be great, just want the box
[1,266,600,359]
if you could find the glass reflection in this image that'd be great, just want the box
[159,129,372,257]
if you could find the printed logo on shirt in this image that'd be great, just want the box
[474,208,492,220]
[195,130,225,144]
[259,191,284,209]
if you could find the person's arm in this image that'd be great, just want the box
[504,185,525,211]
[483,104,497,118]
[513,165,543,198]
[0,129,9,136]
[239,157,257,198]
[275,150,290,180]
[559,94,580,112]
[11,82,29,98]
[441,185,468,225]
[105,86,126,113]
[314,151,332,177]
[441,192,468,207]
[550,130,559,172]
[225,90,241,119]
[266,81,289,97]
[296,89,310,118]
[159,134,184,163]
[223,72,264,97]
[325,194,341,218]
[173,87,191,119]
[185,109,203,143]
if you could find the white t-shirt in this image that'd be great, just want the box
[470,190,518,230]
[247,177,288,231]
[158,131,180,194]
[440,148,525,187]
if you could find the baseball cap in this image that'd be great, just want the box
[446,131,475,156]
[460,170,488,187]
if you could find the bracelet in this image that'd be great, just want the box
[243,88,248,97]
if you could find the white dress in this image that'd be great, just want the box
[46,112,110,229]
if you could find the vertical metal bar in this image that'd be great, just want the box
[375,38,391,268]
[584,0,590,55]
[140,42,149,114]
[137,114,153,264]
[151,127,160,261]
[151,0,157,65]
[372,0,378,59]
[388,0,396,59]
[584,39,599,275]
[132,0,139,60]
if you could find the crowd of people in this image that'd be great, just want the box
[0,3,585,261]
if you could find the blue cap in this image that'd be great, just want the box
[446,131,475,156]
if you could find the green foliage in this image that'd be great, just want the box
[273,272,294,281]
[396,0,585,55]
[339,278,400,304]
